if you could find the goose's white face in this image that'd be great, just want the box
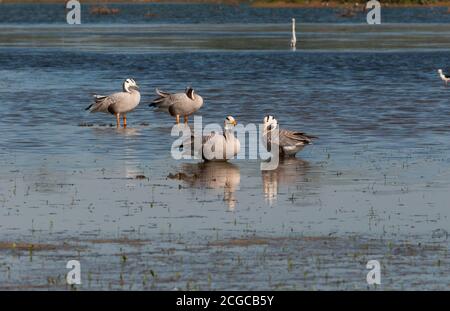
[123,78,139,93]
[263,115,278,133]
[224,116,237,130]
[438,69,443,74]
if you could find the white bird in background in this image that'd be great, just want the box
[438,69,450,86]
[290,18,297,49]
[85,78,141,128]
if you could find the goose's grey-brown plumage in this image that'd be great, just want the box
[86,78,140,128]
[150,87,203,124]
[180,116,240,161]
[263,115,317,157]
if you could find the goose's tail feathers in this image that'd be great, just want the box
[150,89,170,107]
[86,94,107,112]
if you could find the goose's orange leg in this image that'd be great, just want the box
[175,115,180,125]
[123,114,127,128]
[184,115,188,125]
[115,113,120,128]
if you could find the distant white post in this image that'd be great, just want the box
[290,18,297,49]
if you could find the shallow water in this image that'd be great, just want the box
[0,3,450,290]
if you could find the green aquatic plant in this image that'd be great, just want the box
[287,257,294,272]
[150,269,157,279]
[208,273,212,289]
[142,273,148,286]
[88,271,92,287]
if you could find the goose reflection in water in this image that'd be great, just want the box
[90,127,143,180]
[168,162,240,210]
[262,158,316,204]
[91,127,141,137]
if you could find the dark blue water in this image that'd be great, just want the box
[0,3,449,24]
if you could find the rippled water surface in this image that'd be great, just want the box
[0,3,450,290]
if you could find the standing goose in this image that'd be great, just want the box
[150,87,203,125]
[181,116,240,161]
[85,78,140,128]
[263,115,317,157]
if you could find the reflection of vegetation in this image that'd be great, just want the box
[253,0,445,5]
[2,0,449,5]
[257,0,437,3]
[90,6,120,15]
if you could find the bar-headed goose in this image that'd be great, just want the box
[181,116,240,162]
[85,78,140,128]
[263,115,316,157]
[150,87,203,125]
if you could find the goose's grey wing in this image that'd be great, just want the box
[86,92,126,114]
[178,94,203,116]
[150,89,171,110]
[199,132,217,143]
[177,132,216,159]
[167,94,202,117]
[150,90,187,111]
[156,88,171,97]
[279,128,317,147]
[183,133,216,149]
[167,93,198,116]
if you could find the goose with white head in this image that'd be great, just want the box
[263,115,316,157]
[85,78,141,128]
[181,116,240,162]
